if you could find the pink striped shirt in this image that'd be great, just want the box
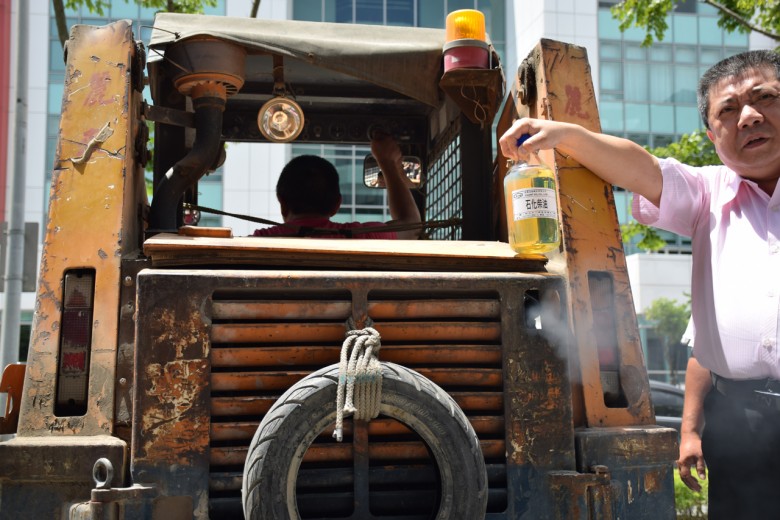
[633,158,780,380]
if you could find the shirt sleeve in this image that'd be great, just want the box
[631,157,709,238]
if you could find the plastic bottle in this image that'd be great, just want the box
[503,134,560,254]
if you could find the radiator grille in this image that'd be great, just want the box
[208,289,506,518]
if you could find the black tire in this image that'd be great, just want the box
[242,362,487,519]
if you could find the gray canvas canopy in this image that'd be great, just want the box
[149,13,456,108]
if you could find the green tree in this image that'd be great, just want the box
[650,129,721,168]
[611,0,779,47]
[675,468,709,518]
[52,0,218,48]
[619,220,667,251]
[645,297,690,385]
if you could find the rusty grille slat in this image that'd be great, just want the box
[367,299,500,319]
[210,391,502,418]
[371,321,501,342]
[211,322,346,343]
[373,344,502,364]
[211,395,276,417]
[211,368,502,392]
[211,321,501,344]
[212,346,342,367]
[210,415,505,442]
[211,344,502,368]
[212,300,351,320]
[211,438,506,466]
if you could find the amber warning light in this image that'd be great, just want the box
[443,9,489,72]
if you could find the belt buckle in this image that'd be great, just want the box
[753,380,780,410]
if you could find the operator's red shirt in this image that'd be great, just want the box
[253,217,397,239]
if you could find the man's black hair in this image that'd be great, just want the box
[276,155,341,215]
[698,50,780,129]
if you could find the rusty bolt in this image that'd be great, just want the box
[123,276,134,287]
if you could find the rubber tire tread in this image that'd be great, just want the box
[241,362,487,519]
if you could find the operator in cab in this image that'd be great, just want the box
[253,133,421,239]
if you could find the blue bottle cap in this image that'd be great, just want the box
[515,133,531,146]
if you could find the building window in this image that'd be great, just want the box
[597,4,747,148]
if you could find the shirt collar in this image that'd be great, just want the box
[721,167,771,205]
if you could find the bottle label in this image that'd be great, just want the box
[511,187,558,220]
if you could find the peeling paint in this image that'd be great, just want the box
[643,468,664,494]
[84,71,114,107]
[141,359,208,463]
[564,84,590,119]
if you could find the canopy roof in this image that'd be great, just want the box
[149,13,457,108]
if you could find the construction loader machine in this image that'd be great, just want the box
[0,13,678,519]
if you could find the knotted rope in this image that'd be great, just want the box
[333,317,383,442]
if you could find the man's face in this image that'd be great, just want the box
[706,66,780,195]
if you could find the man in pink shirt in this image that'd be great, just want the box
[253,134,421,240]
[499,50,780,518]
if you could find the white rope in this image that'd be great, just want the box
[333,318,383,442]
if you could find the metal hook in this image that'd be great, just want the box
[92,458,114,490]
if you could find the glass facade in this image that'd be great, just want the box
[597,3,748,149]
[291,0,504,222]
[46,1,227,227]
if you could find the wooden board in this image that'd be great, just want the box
[143,233,548,272]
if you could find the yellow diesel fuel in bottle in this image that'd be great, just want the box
[504,135,560,254]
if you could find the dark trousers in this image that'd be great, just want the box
[702,387,780,519]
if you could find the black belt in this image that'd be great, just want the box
[711,373,780,411]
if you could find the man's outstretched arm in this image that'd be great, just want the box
[499,118,663,207]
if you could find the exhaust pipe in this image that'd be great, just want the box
[148,38,245,232]
[148,82,226,232]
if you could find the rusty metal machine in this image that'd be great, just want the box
[0,13,677,519]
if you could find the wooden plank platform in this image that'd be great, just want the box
[143,232,548,272]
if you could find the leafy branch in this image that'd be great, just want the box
[611,0,779,47]
[52,0,218,48]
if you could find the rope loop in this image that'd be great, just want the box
[333,318,383,442]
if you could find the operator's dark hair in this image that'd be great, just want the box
[698,49,780,129]
[276,155,341,215]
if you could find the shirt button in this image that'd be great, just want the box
[772,245,780,254]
